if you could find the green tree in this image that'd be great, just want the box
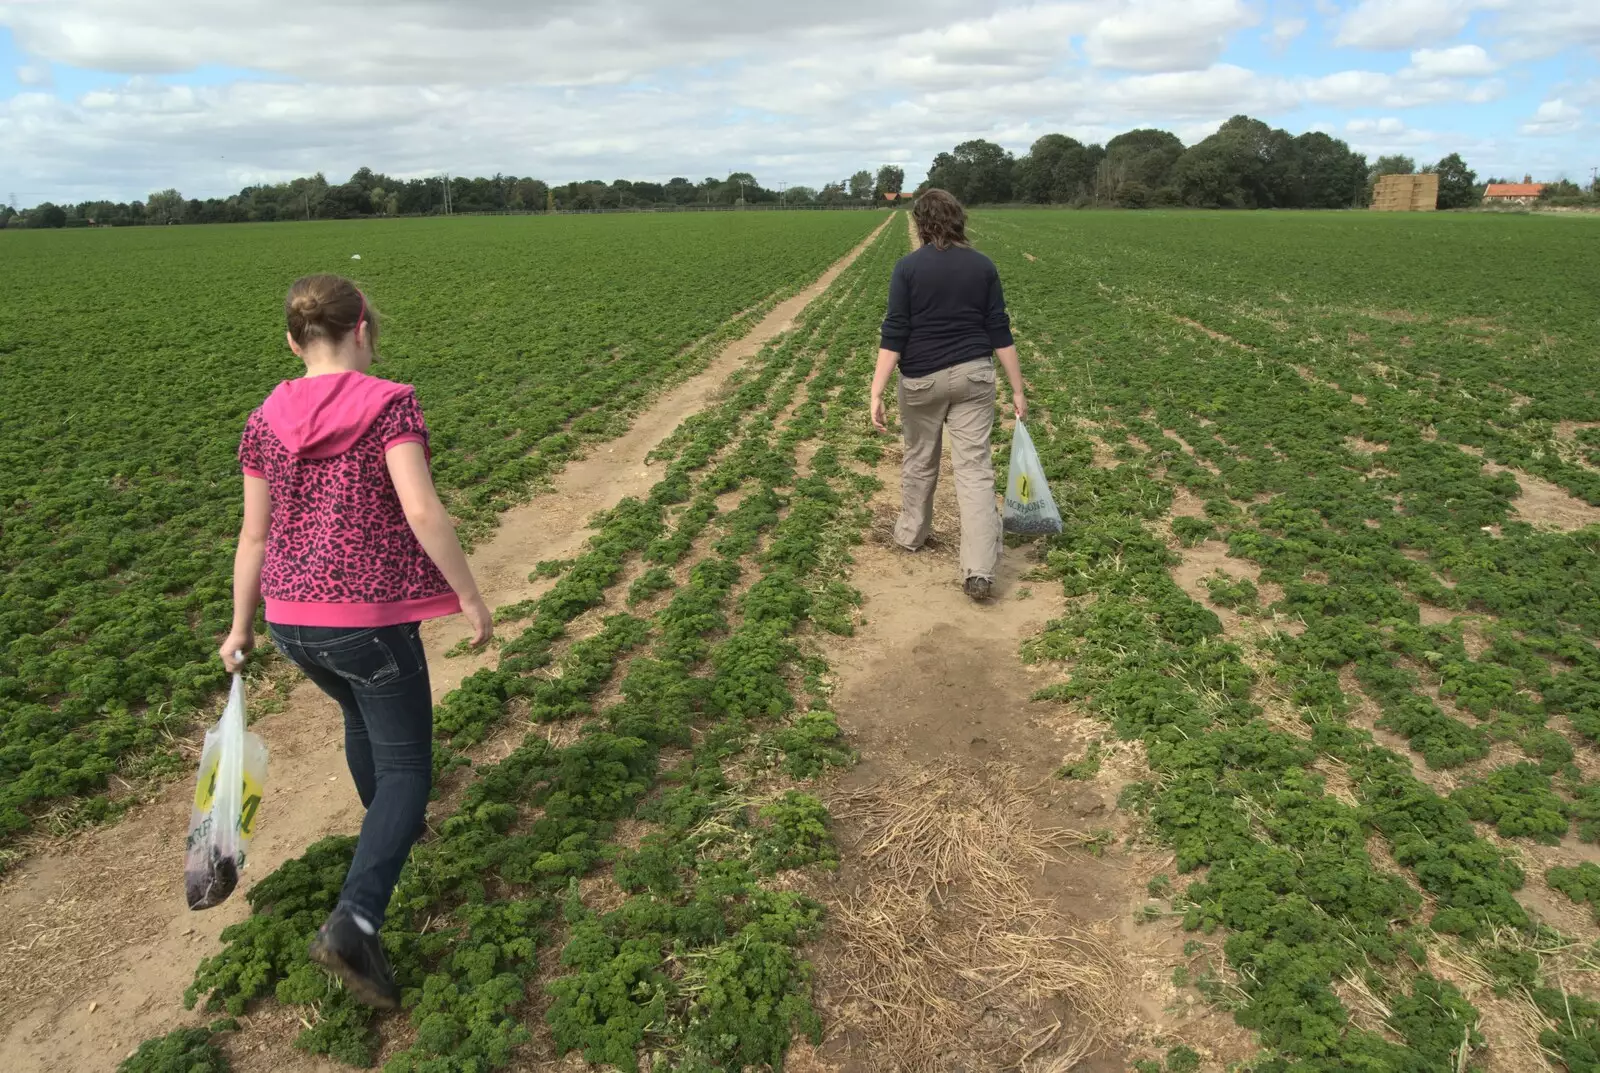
[1433,152,1478,209]
[1016,133,1103,204]
[145,188,185,225]
[663,177,697,204]
[926,139,1014,204]
[1291,131,1368,208]
[508,178,548,210]
[873,165,904,199]
[848,170,873,200]
[1100,128,1184,202]
[1370,154,1415,179]
[1172,116,1331,209]
[725,172,759,204]
[31,202,67,228]
[1172,118,1268,208]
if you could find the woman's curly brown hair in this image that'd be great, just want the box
[912,188,969,251]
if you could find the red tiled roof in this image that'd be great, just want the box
[1484,183,1545,198]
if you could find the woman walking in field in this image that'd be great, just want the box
[870,188,1026,601]
[220,274,492,1007]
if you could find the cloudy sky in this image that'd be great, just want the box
[2,0,1596,205]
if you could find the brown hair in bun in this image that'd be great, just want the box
[285,274,378,351]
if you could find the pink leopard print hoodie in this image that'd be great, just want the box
[239,371,460,627]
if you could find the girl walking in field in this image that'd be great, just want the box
[870,188,1026,601]
[220,274,492,1007]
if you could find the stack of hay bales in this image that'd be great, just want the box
[1371,173,1439,211]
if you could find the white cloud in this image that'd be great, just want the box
[1302,68,1503,107]
[1084,0,1258,71]
[0,0,1594,204]
[1266,17,1309,52]
[886,5,1097,87]
[1100,64,1294,116]
[1337,0,1592,60]
[1333,0,1486,50]
[0,0,983,85]
[1483,1,1600,61]
[1346,116,1411,134]
[1404,44,1497,77]
[1521,97,1585,135]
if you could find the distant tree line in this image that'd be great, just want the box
[16,115,1592,227]
[921,115,1505,210]
[1532,180,1600,207]
[2,164,909,229]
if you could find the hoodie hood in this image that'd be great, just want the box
[261,371,415,459]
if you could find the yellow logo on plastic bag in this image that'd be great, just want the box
[238,772,264,838]
[192,756,264,838]
[1017,473,1032,503]
[193,754,219,811]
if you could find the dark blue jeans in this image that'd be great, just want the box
[268,622,432,928]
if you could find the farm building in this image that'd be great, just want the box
[1371,173,1439,212]
[882,191,912,203]
[1483,182,1546,205]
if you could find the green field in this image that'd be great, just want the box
[19,208,1600,1072]
[977,209,1600,1071]
[0,212,879,850]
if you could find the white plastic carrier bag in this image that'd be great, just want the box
[1002,420,1064,535]
[184,669,269,910]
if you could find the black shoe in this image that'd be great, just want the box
[308,907,401,1009]
[964,576,994,601]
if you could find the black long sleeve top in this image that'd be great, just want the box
[879,243,1014,378]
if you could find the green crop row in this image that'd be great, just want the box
[985,210,1600,1071]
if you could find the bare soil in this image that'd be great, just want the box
[797,428,1261,1071]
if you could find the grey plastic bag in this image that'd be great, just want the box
[1002,420,1063,535]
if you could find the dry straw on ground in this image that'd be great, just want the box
[825,762,1125,1072]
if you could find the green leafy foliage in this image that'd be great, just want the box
[185,836,355,1016]
[118,1023,234,1073]
[1204,571,1259,610]
[752,792,836,875]
[982,208,1600,1070]
[1172,516,1217,546]
[626,566,675,606]
[762,709,855,778]
[1548,862,1600,921]
[1451,763,1569,844]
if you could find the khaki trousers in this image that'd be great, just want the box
[893,360,1003,580]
